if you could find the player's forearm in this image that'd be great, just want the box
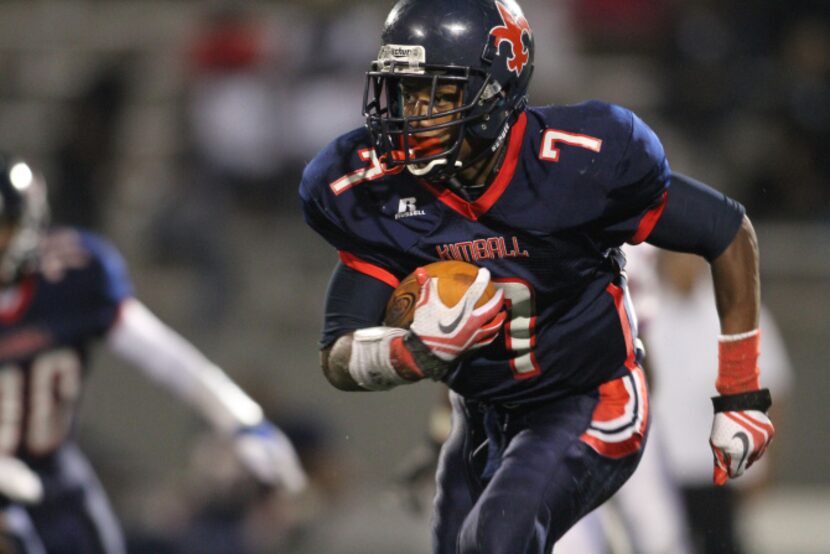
[106,299,264,432]
[322,328,450,392]
[322,333,367,391]
[710,215,765,395]
[323,329,420,392]
[710,215,760,334]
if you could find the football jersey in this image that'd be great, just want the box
[301,101,670,405]
[0,228,132,463]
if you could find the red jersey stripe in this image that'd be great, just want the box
[337,251,400,289]
[418,112,528,221]
[630,190,668,244]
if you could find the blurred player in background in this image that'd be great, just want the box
[645,250,792,554]
[555,243,692,554]
[0,154,307,554]
[300,0,776,552]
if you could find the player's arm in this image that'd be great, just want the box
[321,261,504,392]
[301,159,503,391]
[321,334,362,391]
[711,215,760,334]
[319,262,389,391]
[645,172,759,335]
[644,172,774,485]
[105,299,307,493]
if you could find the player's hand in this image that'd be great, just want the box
[0,456,43,505]
[709,389,775,485]
[410,267,506,362]
[233,421,308,495]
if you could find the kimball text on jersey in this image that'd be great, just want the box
[436,235,530,262]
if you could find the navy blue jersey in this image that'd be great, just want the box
[0,228,132,463]
[301,101,670,405]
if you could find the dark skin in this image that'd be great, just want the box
[710,215,761,334]
[400,81,505,188]
[321,336,363,391]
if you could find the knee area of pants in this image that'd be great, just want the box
[458,523,525,554]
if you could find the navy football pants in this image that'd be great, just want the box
[1,444,126,554]
[433,367,649,554]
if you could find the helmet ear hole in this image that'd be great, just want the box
[481,36,498,64]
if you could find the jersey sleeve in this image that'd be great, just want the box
[597,107,671,247]
[299,139,407,288]
[646,173,745,261]
[79,231,134,331]
[320,262,394,348]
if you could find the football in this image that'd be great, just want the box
[383,260,497,328]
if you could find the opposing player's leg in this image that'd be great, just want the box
[612,421,692,554]
[27,445,126,554]
[0,505,47,554]
[558,421,692,554]
[432,392,477,554]
[455,367,649,554]
[552,510,609,554]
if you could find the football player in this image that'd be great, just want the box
[299,1,775,552]
[0,154,307,554]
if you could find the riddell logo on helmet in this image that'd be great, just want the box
[379,44,426,63]
[490,1,532,76]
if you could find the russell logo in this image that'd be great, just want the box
[395,197,426,219]
[490,1,532,76]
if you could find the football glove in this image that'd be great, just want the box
[233,421,308,495]
[0,456,43,505]
[709,389,774,485]
[410,267,506,362]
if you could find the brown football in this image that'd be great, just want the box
[383,260,496,328]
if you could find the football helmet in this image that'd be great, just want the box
[0,154,48,285]
[364,0,534,181]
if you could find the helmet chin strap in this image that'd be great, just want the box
[450,119,511,185]
[404,112,512,183]
[406,157,449,176]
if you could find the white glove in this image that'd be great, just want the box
[709,407,774,485]
[410,267,506,362]
[0,456,43,505]
[233,422,308,495]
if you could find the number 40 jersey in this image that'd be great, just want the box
[301,101,671,406]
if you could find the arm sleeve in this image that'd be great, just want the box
[300,166,407,286]
[81,232,134,305]
[644,173,745,261]
[598,109,671,247]
[69,231,135,336]
[105,299,264,433]
[320,262,395,348]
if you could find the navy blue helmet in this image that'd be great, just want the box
[0,154,48,284]
[364,0,534,181]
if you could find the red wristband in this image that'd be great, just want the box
[716,330,761,395]
[389,336,425,381]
